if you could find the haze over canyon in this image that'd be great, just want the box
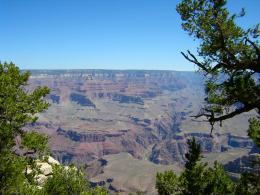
[27,69,256,194]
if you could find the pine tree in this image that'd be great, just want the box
[0,62,108,194]
[176,1,260,193]
[176,0,259,136]
[0,62,50,194]
[156,138,234,195]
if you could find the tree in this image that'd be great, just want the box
[204,162,235,194]
[184,137,202,170]
[156,170,179,195]
[248,118,260,147]
[235,172,260,195]
[176,0,259,137]
[0,62,109,194]
[43,165,108,195]
[0,62,50,194]
[0,62,50,152]
[156,137,234,195]
[43,165,89,195]
[176,1,260,194]
[180,137,208,195]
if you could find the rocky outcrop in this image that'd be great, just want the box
[87,158,108,178]
[25,69,258,194]
[112,93,144,105]
[57,128,106,142]
[52,151,75,164]
[228,135,253,148]
[49,94,60,104]
[28,70,255,168]
[25,156,77,187]
[25,156,60,187]
[150,133,253,165]
[70,93,96,107]
[56,127,126,143]
[224,153,260,174]
[51,116,255,166]
[36,162,53,176]
[36,174,48,186]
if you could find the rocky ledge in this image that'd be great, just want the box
[25,156,76,187]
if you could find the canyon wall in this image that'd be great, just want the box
[27,70,255,166]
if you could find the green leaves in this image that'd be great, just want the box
[156,171,179,195]
[0,62,50,152]
[146,2,259,194]
[235,172,260,195]
[43,165,108,195]
[205,162,235,194]
[43,165,89,195]
[248,118,260,147]
[0,62,50,194]
[0,151,27,194]
[177,0,259,135]
[185,137,202,170]
[0,62,108,195]
[21,131,49,156]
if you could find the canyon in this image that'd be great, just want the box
[27,70,257,194]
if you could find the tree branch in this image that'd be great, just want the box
[181,51,209,72]
[245,37,260,57]
[245,37,260,73]
[209,104,255,122]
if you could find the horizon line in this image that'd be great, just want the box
[23,68,197,72]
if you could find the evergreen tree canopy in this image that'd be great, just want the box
[176,0,259,137]
[184,137,202,170]
[0,62,50,152]
[43,165,108,195]
[0,62,50,194]
[0,62,108,194]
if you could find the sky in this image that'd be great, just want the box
[0,0,259,71]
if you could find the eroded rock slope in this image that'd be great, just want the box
[27,70,255,167]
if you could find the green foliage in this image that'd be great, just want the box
[185,137,202,170]
[179,137,208,194]
[176,0,259,134]
[0,62,50,194]
[21,131,49,156]
[0,62,50,152]
[234,154,260,195]
[204,162,235,194]
[248,118,260,147]
[235,172,260,195]
[176,1,260,194]
[85,186,108,195]
[180,163,208,195]
[0,151,26,194]
[19,183,45,195]
[136,191,143,195]
[43,165,89,195]
[43,165,108,195]
[156,138,234,195]
[156,171,179,195]
[0,62,108,194]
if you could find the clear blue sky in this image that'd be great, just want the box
[0,0,259,71]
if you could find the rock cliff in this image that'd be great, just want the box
[26,70,258,193]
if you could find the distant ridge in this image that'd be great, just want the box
[24,69,196,76]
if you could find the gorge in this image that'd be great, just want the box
[27,70,256,194]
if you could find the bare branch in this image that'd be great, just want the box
[245,37,260,56]
[190,113,212,118]
[211,105,255,122]
[192,104,255,125]
[181,51,209,72]
[245,37,260,73]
